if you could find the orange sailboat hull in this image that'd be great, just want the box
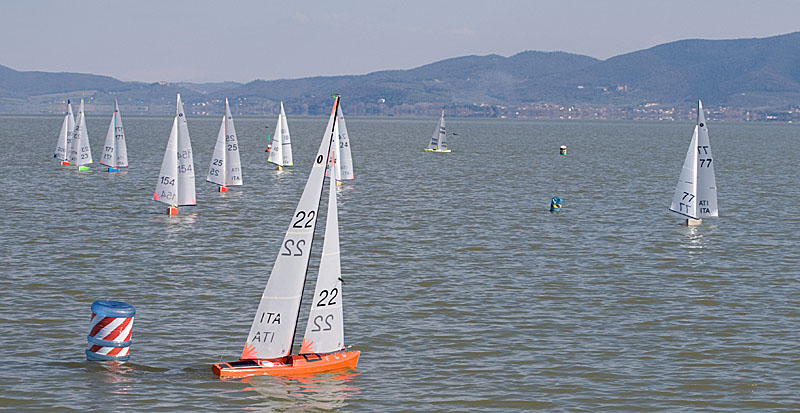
[212,350,359,378]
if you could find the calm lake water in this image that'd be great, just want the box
[0,113,798,410]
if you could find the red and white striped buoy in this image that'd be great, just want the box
[86,300,135,361]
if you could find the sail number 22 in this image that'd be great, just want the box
[292,211,316,228]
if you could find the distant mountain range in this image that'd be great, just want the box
[2,32,799,120]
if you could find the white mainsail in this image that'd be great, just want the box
[241,97,340,360]
[336,105,355,181]
[154,117,179,207]
[669,125,699,219]
[54,101,74,161]
[426,110,447,151]
[695,101,718,217]
[100,99,129,168]
[330,118,342,181]
[301,153,344,354]
[207,98,243,187]
[72,99,92,166]
[176,94,196,206]
[268,102,293,167]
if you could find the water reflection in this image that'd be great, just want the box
[680,225,704,249]
[238,371,360,410]
[85,361,135,395]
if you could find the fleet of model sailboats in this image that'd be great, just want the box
[206,98,243,192]
[212,95,359,378]
[669,100,718,226]
[267,102,294,171]
[99,98,129,172]
[424,109,450,153]
[153,94,197,215]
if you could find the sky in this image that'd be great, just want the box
[2,0,799,83]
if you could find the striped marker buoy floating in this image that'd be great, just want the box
[86,300,135,361]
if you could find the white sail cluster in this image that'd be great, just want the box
[100,99,129,168]
[68,99,93,166]
[670,100,719,220]
[425,110,449,152]
[206,98,243,187]
[267,102,294,167]
[154,94,196,207]
[242,97,347,360]
[54,101,74,161]
[326,104,355,182]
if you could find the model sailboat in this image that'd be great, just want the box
[267,102,294,171]
[153,94,197,215]
[100,98,128,172]
[207,98,243,192]
[326,104,355,186]
[213,96,359,378]
[669,100,718,225]
[424,110,450,153]
[54,100,75,165]
[68,99,93,170]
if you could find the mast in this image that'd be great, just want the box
[176,94,196,206]
[113,98,128,167]
[54,100,73,161]
[241,96,340,360]
[695,100,718,218]
[291,95,341,353]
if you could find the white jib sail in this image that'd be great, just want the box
[241,97,340,360]
[207,112,228,186]
[207,99,242,186]
[427,110,446,150]
[279,102,293,166]
[439,112,448,149]
[54,101,73,161]
[176,94,196,206]
[695,101,718,217]
[74,99,92,166]
[301,155,344,354]
[113,99,128,167]
[267,106,284,166]
[337,105,354,180]
[154,116,179,206]
[223,99,242,186]
[332,119,342,180]
[100,104,118,167]
[670,124,699,219]
[67,101,81,163]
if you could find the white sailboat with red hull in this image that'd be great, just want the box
[54,100,74,165]
[153,94,196,215]
[206,98,242,192]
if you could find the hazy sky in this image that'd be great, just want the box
[2,0,798,83]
